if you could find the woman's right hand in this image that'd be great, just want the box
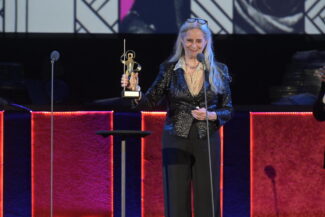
[121,72,139,91]
[315,66,325,82]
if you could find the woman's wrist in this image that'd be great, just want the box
[208,111,217,121]
[133,88,142,104]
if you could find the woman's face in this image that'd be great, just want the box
[181,28,207,59]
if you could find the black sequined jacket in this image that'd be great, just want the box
[137,61,233,138]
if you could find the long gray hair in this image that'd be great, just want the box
[168,20,227,94]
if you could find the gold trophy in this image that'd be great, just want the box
[121,50,142,98]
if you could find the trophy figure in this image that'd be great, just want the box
[121,50,142,98]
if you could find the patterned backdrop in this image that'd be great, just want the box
[0,0,324,34]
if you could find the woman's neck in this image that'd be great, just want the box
[184,56,197,62]
[184,56,199,67]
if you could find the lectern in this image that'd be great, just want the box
[96,130,151,217]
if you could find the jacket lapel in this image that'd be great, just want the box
[197,73,210,98]
[176,68,192,97]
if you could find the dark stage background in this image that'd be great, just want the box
[0,34,324,110]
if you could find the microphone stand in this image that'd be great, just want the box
[50,58,55,217]
[202,63,216,217]
[196,53,215,217]
[197,53,216,216]
[49,50,59,217]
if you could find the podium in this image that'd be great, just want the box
[96,130,151,217]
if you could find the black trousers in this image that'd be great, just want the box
[162,124,220,217]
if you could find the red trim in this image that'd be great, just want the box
[250,112,312,116]
[250,112,254,217]
[220,126,224,217]
[109,111,114,217]
[31,112,35,217]
[141,112,144,217]
[0,111,3,217]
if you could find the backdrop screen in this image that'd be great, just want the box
[0,0,324,34]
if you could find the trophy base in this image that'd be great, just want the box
[122,90,140,98]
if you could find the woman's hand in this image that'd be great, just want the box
[315,66,325,82]
[191,107,217,121]
[121,72,139,91]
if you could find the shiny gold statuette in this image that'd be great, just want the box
[121,50,142,98]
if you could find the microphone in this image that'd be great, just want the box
[196,53,205,64]
[50,50,60,62]
[196,53,207,72]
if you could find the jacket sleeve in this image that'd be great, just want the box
[214,64,233,126]
[134,63,171,110]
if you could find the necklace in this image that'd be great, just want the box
[185,62,199,70]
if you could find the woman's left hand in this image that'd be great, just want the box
[191,107,217,121]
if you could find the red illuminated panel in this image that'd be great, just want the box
[219,126,224,217]
[0,111,3,217]
[32,111,113,217]
[141,112,224,217]
[250,112,325,217]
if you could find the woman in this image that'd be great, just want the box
[121,18,233,217]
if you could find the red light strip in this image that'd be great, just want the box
[109,111,114,217]
[0,111,3,217]
[250,112,254,217]
[250,112,312,116]
[31,111,35,217]
[32,111,113,116]
[220,126,224,217]
[141,112,144,217]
